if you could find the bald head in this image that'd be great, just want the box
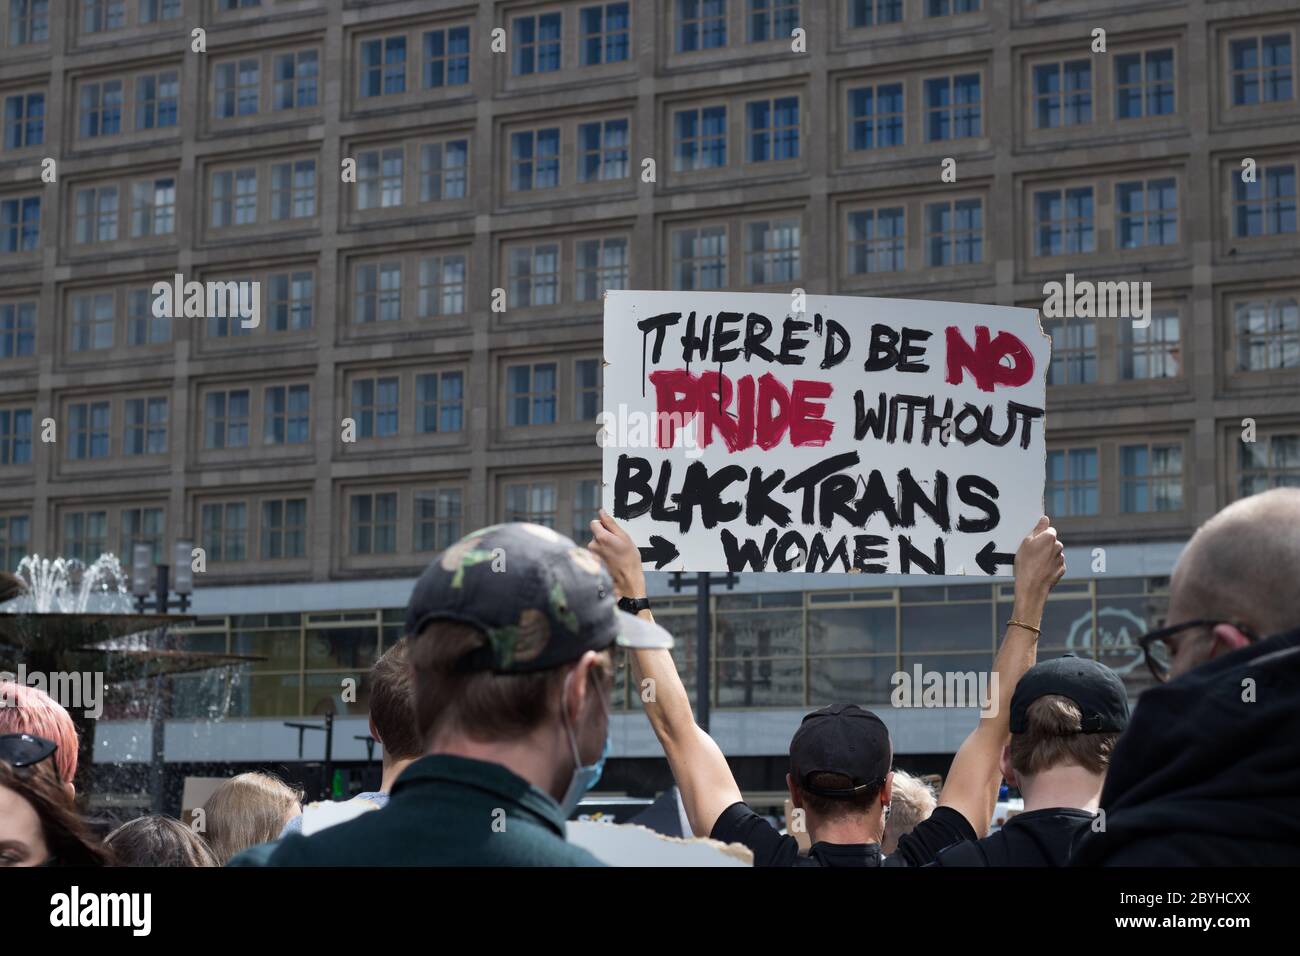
[1169,488,1300,640]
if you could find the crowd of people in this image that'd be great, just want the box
[1,487,1297,867]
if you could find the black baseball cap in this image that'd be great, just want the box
[1009,655,1130,734]
[404,522,673,673]
[789,704,892,798]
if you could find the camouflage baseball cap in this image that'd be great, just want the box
[404,522,673,673]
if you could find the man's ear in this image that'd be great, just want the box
[786,773,801,808]
[368,715,382,746]
[1210,623,1253,659]
[999,744,1017,789]
[880,770,894,809]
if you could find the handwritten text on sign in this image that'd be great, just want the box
[600,291,1050,575]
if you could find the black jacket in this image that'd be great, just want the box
[1071,627,1300,866]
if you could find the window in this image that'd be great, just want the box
[506,363,558,426]
[580,3,629,65]
[420,140,469,201]
[572,479,602,543]
[415,371,464,433]
[673,106,727,171]
[273,50,319,110]
[350,493,398,555]
[8,1,49,45]
[210,168,257,228]
[1121,444,1183,512]
[1034,186,1094,255]
[1033,60,1091,129]
[261,498,306,559]
[62,511,107,563]
[926,0,978,15]
[749,0,798,43]
[357,148,404,209]
[0,408,32,465]
[123,397,167,455]
[1046,448,1098,516]
[745,219,800,284]
[575,359,601,421]
[204,390,250,449]
[264,384,310,445]
[1233,163,1297,237]
[676,0,726,52]
[359,36,406,98]
[202,502,247,562]
[510,129,561,191]
[71,293,114,352]
[0,302,36,357]
[1235,297,1299,371]
[505,482,557,527]
[267,272,313,332]
[417,255,467,317]
[513,12,562,75]
[746,97,799,162]
[578,119,630,182]
[139,0,181,24]
[131,177,176,238]
[68,401,111,459]
[354,262,402,323]
[79,80,123,137]
[214,59,259,118]
[136,71,178,130]
[925,74,980,140]
[351,377,399,438]
[1240,434,1300,496]
[0,196,40,253]
[576,237,628,300]
[271,160,317,220]
[1230,34,1293,106]
[1120,312,1181,380]
[507,245,560,307]
[849,0,900,27]
[217,0,261,10]
[848,208,904,274]
[1044,318,1097,385]
[127,287,170,345]
[414,489,462,552]
[3,92,44,149]
[423,26,471,88]
[672,226,727,289]
[120,507,163,565]
[82,0,125,34]
[925,198,982,266]
[204,278,254,338]
[74,186,118,245]
[1116,49,1174,119]
[0,515,29,571]
[1116,178,1177,248]
[849,83,904,151]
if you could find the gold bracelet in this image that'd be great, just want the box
[1007,619,1041,635]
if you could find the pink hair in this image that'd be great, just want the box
[0,681,80,785]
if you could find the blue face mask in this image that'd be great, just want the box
[557,674,610,820]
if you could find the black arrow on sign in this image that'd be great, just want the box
[639,535,680,570]
[976,541,1015,575]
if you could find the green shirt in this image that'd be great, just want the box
[228,754,604,867]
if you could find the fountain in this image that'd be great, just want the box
[0,554,261,816]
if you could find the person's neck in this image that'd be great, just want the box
[428,731,566,801]
[809,810,884,847]
[378,756,416,793]
[1018,766,1105,813]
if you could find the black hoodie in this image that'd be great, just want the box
[1071,627,1300,866]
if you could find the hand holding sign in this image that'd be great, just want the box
[1013,515,1066,617]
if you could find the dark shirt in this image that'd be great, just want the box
[710,802,976,867]
[932,807,1095,866]
[228,754,604,867]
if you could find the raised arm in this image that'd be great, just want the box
[937,516,1065,836]
[587,511,743,837]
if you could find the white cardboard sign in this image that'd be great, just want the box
[600,290,1049,576]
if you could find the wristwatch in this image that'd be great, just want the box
[617,596,652,614]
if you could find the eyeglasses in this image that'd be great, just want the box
[1137,619,1258,683]
[0,733,58,769]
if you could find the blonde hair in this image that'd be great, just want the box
[1008,695,1118,777]
[201,772,303,864]
[883,770,937,854]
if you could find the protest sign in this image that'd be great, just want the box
[600,290,1049,575]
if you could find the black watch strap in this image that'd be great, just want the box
[617,596,651,614]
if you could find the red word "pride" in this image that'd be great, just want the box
[649,369,834,452]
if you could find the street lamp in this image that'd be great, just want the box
[132,540,194,614]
